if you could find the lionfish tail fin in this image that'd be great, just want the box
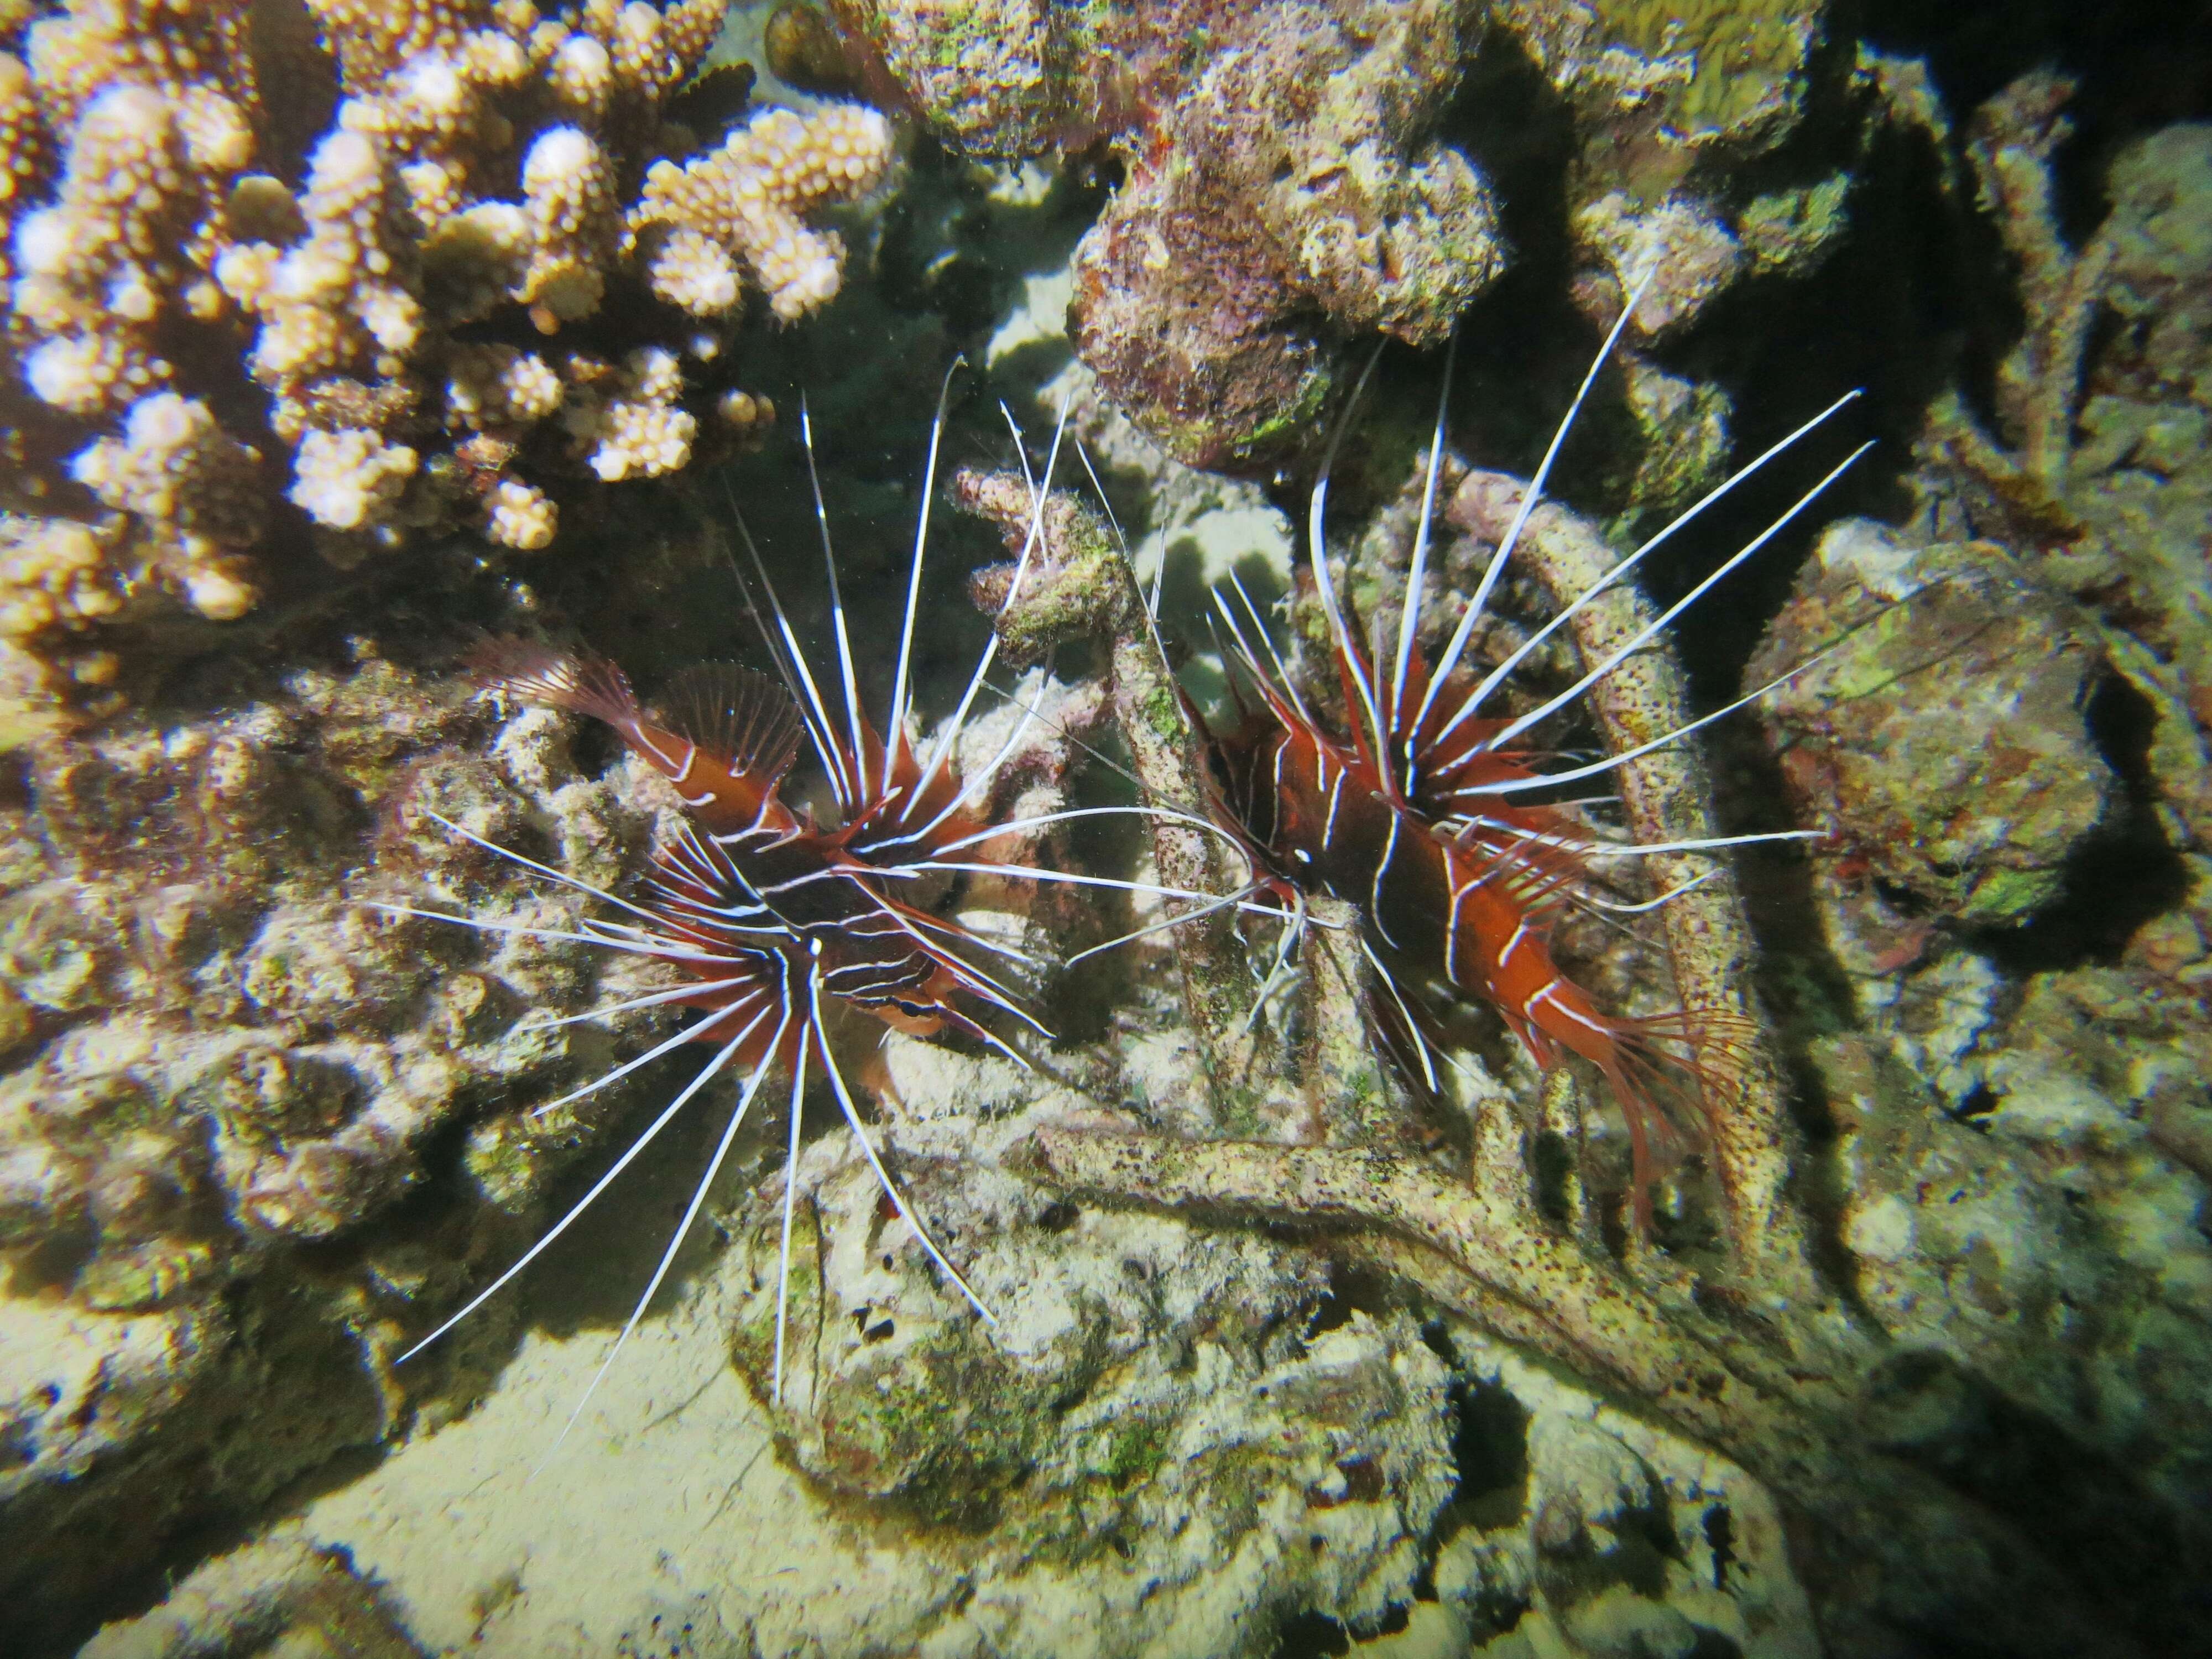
[656,662,806,783]
[471,639,641,730]
[1608,1003,1761,1228]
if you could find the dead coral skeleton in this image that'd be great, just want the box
[0,0,894,708]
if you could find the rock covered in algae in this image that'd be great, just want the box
[0,638,714,1643]
[1748,517,2113,927]
[1070,0,1504,472]
[1498,0,1830,327]
[1810,1005,2212,1563]
[822,0,1845,475]
[729,1087,1454,1568]
[818,0,1504,471]
[1723,91,2212,1631]
[77,1522,429,1659]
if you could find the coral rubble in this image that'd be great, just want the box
[0,0,893,713]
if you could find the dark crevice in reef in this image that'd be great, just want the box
[1971,670,2190,974]
[1271,1601,1413,1659]
[1302,1257,1402,1343]
[1272,1608,1354,1658]
[1862,0,2212,241]
[1860,1347,2212,1656]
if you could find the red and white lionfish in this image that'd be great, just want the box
[1202,289,1863,1221]
[384,387,1233,1428]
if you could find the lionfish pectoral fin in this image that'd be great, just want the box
[655,662,807,784]
[471,639,642,729]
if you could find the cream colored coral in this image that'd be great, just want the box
[486,478,557,549]
[288,427,420,531]
[575,0,723,101]
[13,86,208,415]
[447,343,564,428]
[583,347,695,480]
[0,0,880,668]
[0,515,128,640]
[70,393,266,619]
[644,223,739,316]
[519,124,618,327]
[0,54,48,266]
[25,0,258,134]
[303,0,497,95]
[634,102,896,321]
[229,124,422,392]
[546,33,615,124]
[418,199,530,320]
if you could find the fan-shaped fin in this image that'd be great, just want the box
[656,662,805,784]
[471,639,640,728]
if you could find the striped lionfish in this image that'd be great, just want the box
[384,384,1239,1431]
[1200,286,1862,1223]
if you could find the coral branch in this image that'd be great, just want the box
[1965,71,2119,488]
[953,468,1270,1111]
[0,0,895,711]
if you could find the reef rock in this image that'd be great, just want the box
[828,0,1503,471]
[0,639,692,1645]
[1749,517,2113,928]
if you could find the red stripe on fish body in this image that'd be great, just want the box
[474,645,1003,1047]
[1215,671,1677,1142]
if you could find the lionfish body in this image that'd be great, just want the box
[1206,296,1861,1218]
[479,647,1016,1057]
[1214,618,1703,1206]
[388,389,1103,1423]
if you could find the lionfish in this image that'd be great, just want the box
[1201,288,1864,1221]
[384,384,1230,1430]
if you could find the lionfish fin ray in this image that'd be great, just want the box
[471,639,640,729]
[656,662,806,782]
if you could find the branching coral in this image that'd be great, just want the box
[0,0,895,714]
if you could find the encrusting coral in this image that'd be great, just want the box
[815,0,1841,481]
[0,0,894,714]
